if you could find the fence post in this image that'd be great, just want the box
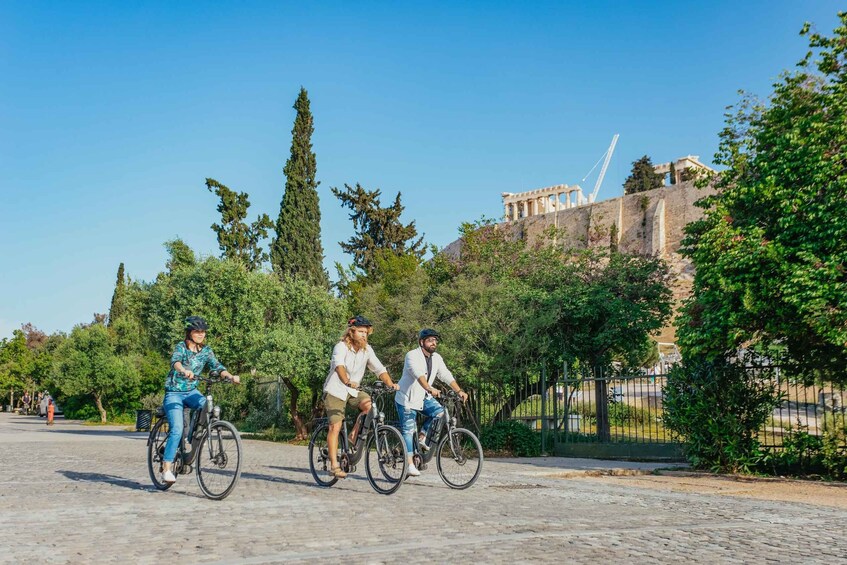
[276,376,282,414]
[541,365,548,456]
[595,365,611,442]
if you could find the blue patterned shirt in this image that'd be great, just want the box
[165,342,226,392]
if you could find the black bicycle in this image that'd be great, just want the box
[406,390,483,489]
[308,382,407,495]
[147,371,243,500]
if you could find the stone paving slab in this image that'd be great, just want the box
[1,413,846,564]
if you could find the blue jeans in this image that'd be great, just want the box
[163,389,207,463]
[396,397,444,454]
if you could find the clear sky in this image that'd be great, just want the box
[1,1,842,338]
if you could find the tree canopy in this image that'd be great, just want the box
[332,183,425,281]
[623,155,665,195]
[206,178,273,271]
[678,12,847,380]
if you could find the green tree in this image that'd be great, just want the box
[52,323,142,422]
[678,12,847,380]
[623,155,665,195]
[270,87,329,287]
[206,178,273,271]
[143,254,345,434]
[668,161,677,185]
[331,183,425,280]
[108,262,126,325]
[164,239,196,273]
[0,330,34,406]
[357,220,671,440]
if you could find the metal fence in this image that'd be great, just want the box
[463,364,847,459]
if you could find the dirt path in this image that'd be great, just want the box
[572,471,847,509]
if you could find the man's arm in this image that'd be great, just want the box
[417,375,440,397]
[378,371,399,390]
[335,365,357,388]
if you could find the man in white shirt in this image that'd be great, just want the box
[395,328,468,476]
[323,315,398,479]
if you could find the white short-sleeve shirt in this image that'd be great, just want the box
[323,341,388,401]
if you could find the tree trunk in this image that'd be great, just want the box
[94,393,107,423]
[490,376,545,424]
[282,377,308,440]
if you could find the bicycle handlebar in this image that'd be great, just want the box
[178,370,236,384]
[359,382,395,395]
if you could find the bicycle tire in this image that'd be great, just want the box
[308,423,339,487]
[436,427,483,489]
[365,425,407,495]
[195,420,243,500]
[147,418,173,491]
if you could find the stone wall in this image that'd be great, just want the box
[444,181,715,344]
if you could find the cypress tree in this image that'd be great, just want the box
[668,161,677,185]
[623,155,665,195]
[270,87,329,287]
[108,262,125,326]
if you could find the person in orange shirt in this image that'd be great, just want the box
[47,399,55,426]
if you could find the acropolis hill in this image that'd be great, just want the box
[445,156,716,346]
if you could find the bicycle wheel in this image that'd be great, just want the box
[436,428,483,489]
[308,423,339,487]
[147,419,173,491]
[195,420,243,500]
[365,425,407,495]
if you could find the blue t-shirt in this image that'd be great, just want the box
[165,341,226,392]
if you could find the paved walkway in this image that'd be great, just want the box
[1,413,846,563]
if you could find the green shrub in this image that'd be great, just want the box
[759,423,847,480]
[663,358,780,473]
[480,420,541,457]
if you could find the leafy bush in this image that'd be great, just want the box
[663,359,779,473]
[480,420,541,457]
[759,423,847,480]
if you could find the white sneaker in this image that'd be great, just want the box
[407,464,421,477]
[162,470,177,484]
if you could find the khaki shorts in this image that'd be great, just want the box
[324,392,372,424]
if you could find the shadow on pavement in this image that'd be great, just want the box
[239,470,318,488]
[48,429,146,438]
[58,470,149,491]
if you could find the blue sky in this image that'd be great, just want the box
[0,1,842,338]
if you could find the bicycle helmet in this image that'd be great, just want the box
[347,315,373,328]
[418,328,441,341]
[184,316,209,331]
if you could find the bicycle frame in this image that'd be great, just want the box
[323,385,395,473]
[411,394,462,468]
[147,377,222,470]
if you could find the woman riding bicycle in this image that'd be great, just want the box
[160,316,239,485]
[322,315,398,479]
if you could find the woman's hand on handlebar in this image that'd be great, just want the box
[222,371,240,384]
[182,369,196,380]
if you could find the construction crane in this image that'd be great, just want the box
[576,134,619,205]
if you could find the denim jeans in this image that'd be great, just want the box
[163,389,207,463]
[396,396,444,454]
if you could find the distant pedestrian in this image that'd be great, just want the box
[47,399,55,426]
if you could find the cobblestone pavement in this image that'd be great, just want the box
[2,413,847,564]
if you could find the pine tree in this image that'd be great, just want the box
[668,161,677,185]
[206,177,273,271]
[331,183,425,278]
[623,155,665,195]
[270,88,328,287]
[108,263,125,326]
